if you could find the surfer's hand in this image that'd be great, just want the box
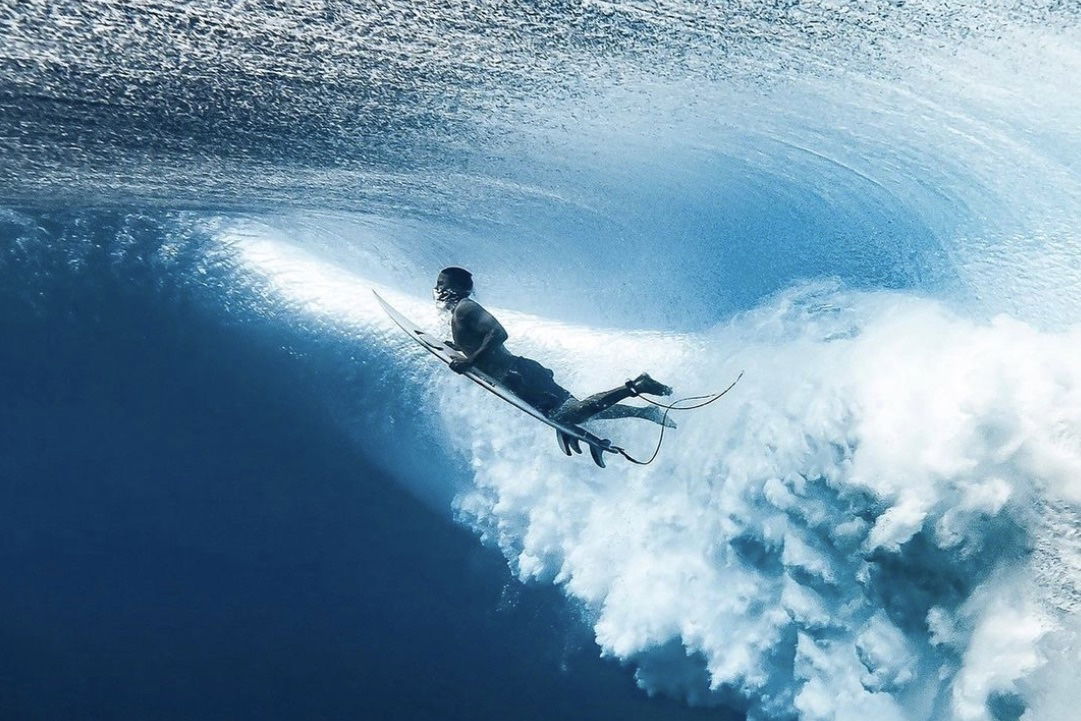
[449,358,473,373]
[444,339,460,351]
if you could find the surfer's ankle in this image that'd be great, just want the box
[629,373,672,396]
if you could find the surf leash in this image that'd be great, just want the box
[612,371,744,466]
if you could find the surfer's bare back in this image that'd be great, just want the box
[433,267,676,428]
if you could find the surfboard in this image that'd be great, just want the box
[373,290,616,467]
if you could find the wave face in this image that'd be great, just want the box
[3,2,1081,721]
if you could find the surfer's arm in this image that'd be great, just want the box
[466,325,507,364]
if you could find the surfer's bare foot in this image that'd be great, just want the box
[641,405,677,428]
[630,373,672,396]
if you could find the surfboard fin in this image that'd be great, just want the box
[589,443,607,468]
[556,431,584,455]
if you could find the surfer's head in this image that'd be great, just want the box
[434,266,473,305]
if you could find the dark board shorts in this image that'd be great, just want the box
[501,356,572,414]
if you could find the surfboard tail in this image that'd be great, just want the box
[558,430,609,467]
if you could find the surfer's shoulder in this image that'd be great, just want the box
[452,297,484,319]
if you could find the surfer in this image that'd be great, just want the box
[433,267,676,427]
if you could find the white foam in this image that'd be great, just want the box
[232,235,1080,720]
[446,283,1081,721]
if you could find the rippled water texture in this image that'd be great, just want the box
[3,1,1080,323]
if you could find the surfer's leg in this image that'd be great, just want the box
[551,385,635,425]
[592,403,641,420]
[594,403,677,428]
[551,375,674,425]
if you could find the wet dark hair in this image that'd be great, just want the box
[437,266,473,293]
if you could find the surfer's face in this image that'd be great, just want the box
[433,281,454,306]
[433,273,468,306]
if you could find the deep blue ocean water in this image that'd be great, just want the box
[0,214,727,719]
[3,3,1080,721]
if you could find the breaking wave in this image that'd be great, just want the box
[235,235,1081,721]
[3,1,1081,719]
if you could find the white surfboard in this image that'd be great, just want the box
[373,290,616,467]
